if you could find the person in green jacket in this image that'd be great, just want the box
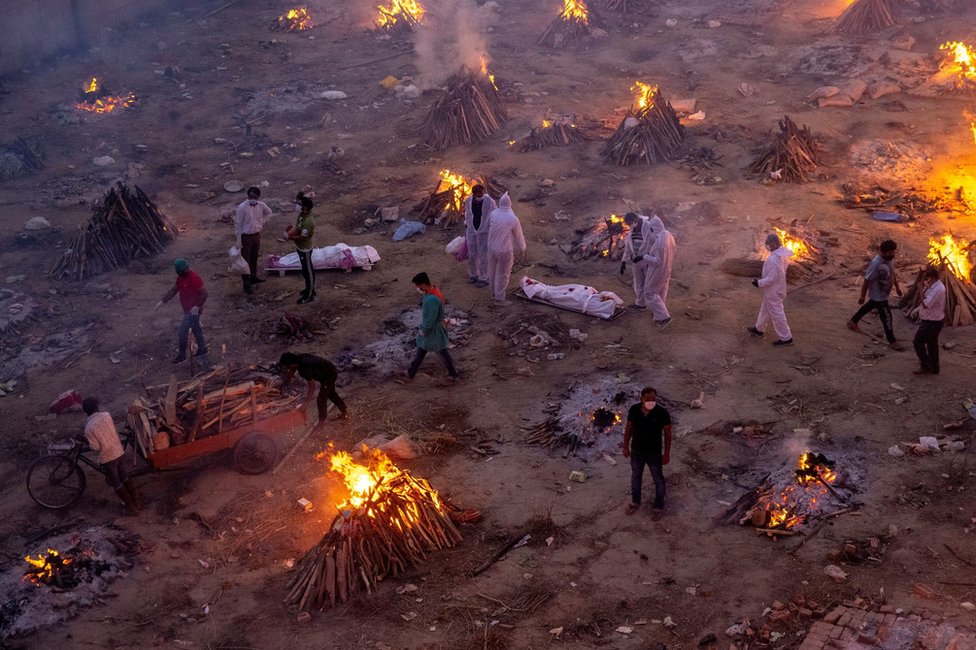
[286,192,316,304]
[407,272,460,381]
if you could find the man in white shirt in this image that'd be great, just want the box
[485,192,526,304]
[911,267,946,375]
[80,397,139,515]
[234,186,274,294]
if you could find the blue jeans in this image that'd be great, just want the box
[631,451,665,508]
[177,313,207,359]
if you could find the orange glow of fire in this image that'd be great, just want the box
[541,119,553,128]
[84,77,99,94]
[327,447,445,519]
[631,81,658,112]
[437,169,473,209]
[797,451,837,484]
[941,41,976,81]
[277,7,314,31]
[929,233,972,280]
[480,56,497,91]
[22,548,70,585]
[772,227,814,261]
[560,0,590,25]
[75,77,136,114]
[375,0,426,29]
[753,452,837,530]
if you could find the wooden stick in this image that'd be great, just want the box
[471,533,530,576]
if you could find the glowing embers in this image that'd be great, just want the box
[763,227,817,263]
[273,7,314,31]
[569,214,629,260]
[375,0,426,33]
[929,233,972,281]
[602,81,685,165]
[22,545,109,589]
[74,77,135,114]
[413,169,506,225]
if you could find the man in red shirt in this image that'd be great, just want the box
[156,258,209,364]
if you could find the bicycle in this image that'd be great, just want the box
[26,433,136,510]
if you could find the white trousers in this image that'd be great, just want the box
[466,231,489,281]
[632,260,651,307]
[756,295,792,340]
[487,249,514,301]
[648,284,670,321]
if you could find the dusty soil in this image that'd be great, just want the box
[1,0,975,648]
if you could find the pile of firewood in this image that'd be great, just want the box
[0,137,44,180]
[523,417,585,453]
[900,256,976,326]
[284,469,462,612]
[419,66,507,150]
[602,95,685,165]
[835,0,894,35]
[127,365,302,455]
[566,216,630,260]
[747,116,822,184]
[373,1,424,33]
[414,174,506,225]
[515,116,584,151]
[538,2,596,48]
[838,182,949,218]
[50,183,175,281]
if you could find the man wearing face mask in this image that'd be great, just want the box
[622,387,671,519]
[233,186,274,294]
[463,185,496,287]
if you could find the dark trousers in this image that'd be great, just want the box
[315,381,347,420]
[851,299,896,343]
[240,232,261,279]
[102,456,129,490]
[297,249,315,296]
[913,319,944,373]
[408,347,459,379]
[177,313,207,358]
[631,451,665,508]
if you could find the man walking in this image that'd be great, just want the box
[645,215,676,330]
[156,259,209,365]
[463,184,496,287]
[278,352,348,422]
[485,192,526,304]
[748,233,794,346]
[407,272,460,381]
[79,397,139,515]
[622,387,672,520]
[620,211,655,309]
[234,186,273,294]
[847,240,905,350]
[286,193,316,304]
[911,266,946,375]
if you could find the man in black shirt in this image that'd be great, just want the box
[278,352,348,423]
[622,387,672,519]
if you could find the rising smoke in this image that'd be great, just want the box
[412,0,490,89]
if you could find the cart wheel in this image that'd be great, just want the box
[234,433,277,475]
[27,455,87,509]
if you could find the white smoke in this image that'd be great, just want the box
[412,0,490,88]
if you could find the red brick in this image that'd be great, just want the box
[879,625,890,641]
[837,613,852,626]
[823,607,845,624]
[883,614,897,626]
[913,583,936,599]
[799,608,814,619]
[769,611,791,623]
[829,626,844,639]
[879,605,895,614]
[771,600,786,611]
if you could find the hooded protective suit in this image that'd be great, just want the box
[486,193,526,301]
[623,215,655,307]
[756,245,794,340]
[645,216,675,321]
[463,193,497,283]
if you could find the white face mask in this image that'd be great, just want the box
[473,195,483,202]
[294,204,302,213]
[417,287,425,294]
[248,200,257,206]
[643,400,656,410]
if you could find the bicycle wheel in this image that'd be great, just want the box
[234,433,277,475]
[27,455,87,509]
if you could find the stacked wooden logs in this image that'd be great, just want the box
[414,174,506,225]
[835,0,894,35]
[900,255,976,326]
[538,2,594,48]
[419,66,507,150]
[567,216,629,260]
[747,116,822,183]
[374,2,423,33]
[516,116,584,151]
[602,95,685,166]
[523,418,584,453]
[50,183,175,281]
[285,471,462,612]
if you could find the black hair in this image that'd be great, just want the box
[471,184,486,194]
[624,212,639,223]
[640,387,657,398]
[412,272,431,286]
[279,352,299,367]
[299,196,314,211]
[880,240,897,253]
[923,266,940,280]
[247,186,261,197]
[82,396,99,415]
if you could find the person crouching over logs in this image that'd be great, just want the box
[77,397,139,515]
[278,352,348,424]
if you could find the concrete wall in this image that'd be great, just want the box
[0,0,191,76]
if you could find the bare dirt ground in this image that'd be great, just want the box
[1,0,976,648]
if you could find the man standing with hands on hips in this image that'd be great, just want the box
[622,387,672,520]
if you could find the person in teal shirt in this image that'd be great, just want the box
[407,272,460,381]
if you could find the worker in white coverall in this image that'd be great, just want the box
[486,192,526,304]
[645,215,676,330]
[463,185,497,287]
[748,233,794,346]
[620,212,655,309]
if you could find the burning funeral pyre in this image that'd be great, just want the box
[602,82,685,166]
[374,0,426,33]
[835,0,894,36]
[512,115,584,151]
[284,447,462,612]
[272,7,314,32]
[414,169,506,225]
[49,183,175,281]
[538,0,596,48]
[566,214,629,260]
[721,451,856,538]
[931,41,976,95]
[747,116,822,184]
[900,233,976,326]
[419,62,507,150]
[719,222,830,282]
[74,77,135,114]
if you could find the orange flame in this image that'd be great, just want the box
[22,548,71,585]
[772,227,814,262]
[327,446,445,518]
[753,452,838,530]
[480,56,497,91]
[437,169,473,210]
[631,81,658,112]
[84,77,99,93]
[560,0,590,24]
[929,233,972,280]
[375,0,426,29]
[75,77,136,114]
[941,41,976,81]
[277,7,314,31]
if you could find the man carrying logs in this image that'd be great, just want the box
[620,211,655,309]
[156,259,210,365]
[847,239,905,351]
[234,186,274,295]
[910,266,946,375]
[463,184,496,288]
[278,352,348,422]
[485,193,526,305]
[622,387,672,520]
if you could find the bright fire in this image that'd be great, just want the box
[631,81,658,112]
[375,0,426,30]
[75,78,136,114]
[772,227,814,261]
[541,119,553,128]
[22,548,70,585]
[277,7,314,31]
[929,233,972,280]
[327,447,445,519]
[941,41,976,81]
[754,452,837,530]
[437,169,473,209]
[560,0,590,24]
[84,77,98,94]
[480,56,497,90]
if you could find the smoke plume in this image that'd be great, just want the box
[413,0,489,88]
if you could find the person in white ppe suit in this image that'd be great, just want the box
[645,215,676,330]
[620,212,655,309]
[748,233,794,346]
[486,192,526,304]
[463,185,496,287]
